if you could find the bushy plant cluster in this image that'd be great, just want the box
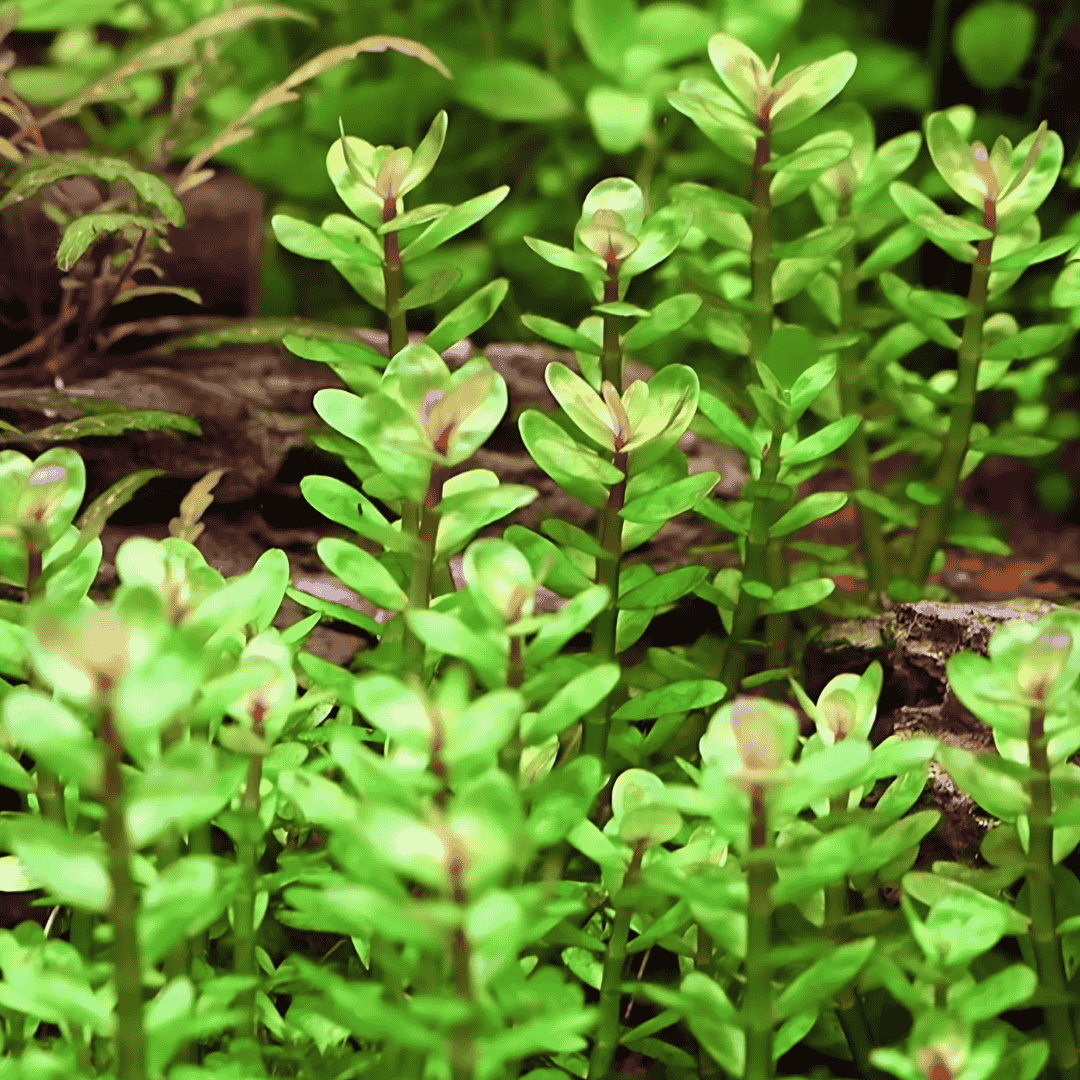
[0,1,1079,1080]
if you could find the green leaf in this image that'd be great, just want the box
[622,294,702,352]
[667,82,758,166]
[572,0,638,78]
[435,482,537,559]
[619,566,708,609]
[764,131,855,175]
[889,179,988,256]
[997,126,1065,232]
[620,205,693,279]
[763,577,835,614]
[0,751,33,793]
[521,314,603,354]
[935,742,1031,820]
[956,963,1038,1023]
[621,471,720,524]
[982,322,1070,361]
[287,586,382,636]
[525,235,605,278]
[457,59,573,121]
[0,410,199,443]
[696,390,760,461]
[782,415,860,469]
[991,234,1080,272]
[612,679,726,721]
[2,686,103,791]
[300,475,420,556]
[863,809,941,871]
[769,491,848,538]
[503,525,594,598]
[522,664,621,746]
[770,51,859,134]
[283,334,385,394]
[405,610,505,690]
[140,857,231,964]
[763,325,819,390]
[852,489,917,528]
[586,86,652,154]
[0,151,184,225]
[401,186,509,263]
[127,743,246,849]
[773,256,830,303]
[528,586,611,665]
[952,1,1037,91]
[858,222,927,280]
[3,816,109,911]
[317,538,409,612]
[774,939,876,1019]
[426,279,509,353]
[271,215,373,264]
[37,467,163,592]
[519,408,623,510]
[542,518,610,561]
[57,213,164,271]
[1052,262,1080,308]
[668,181,752,249]
[392,267,461,315]
[968,433,1057,457]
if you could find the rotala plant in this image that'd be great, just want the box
[942,610,1080,1080]
[6,4,1080,1080]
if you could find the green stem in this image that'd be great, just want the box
[696,928,723,1080]
[36,766,63,824]
[720,126,776,698]
[836,188,888,601]
[748,130,774,365]
[383,198,408,358]
[468,0,496,57]
[721,431,784,697]
[1027,707,1080,1080]
[583,450,628,762]
[234,703,265,1041]
[101,705,147,1080]
[401,470,444,676]
[447,846,477,1080]
[1026,0,1078,127]
[927,0,951,112]
[906,228,994,586]
[744,786,774,1080]
[600,278,623,391]
[588,841,646,1080]
[763,538,790,680]
[824,797,879,1080]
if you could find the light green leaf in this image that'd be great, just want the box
[401,186,509,263]
[456,60,573,122]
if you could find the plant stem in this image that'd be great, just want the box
[383,197,408,358]
[744,785,774,1080]
[906,225,994,585]
[588,840,646,1080]
[836,188,888,601]
[1026,0,1077,127]
[100,702,148,1080]
[583,450,628,762]
[1027,706,1080,1080]
[721,430,783,697]
[926,0,951,112]
[721,125,779,698]
[234,703,266,1041]
[401,469,444,675]
[824,797,879,1080]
